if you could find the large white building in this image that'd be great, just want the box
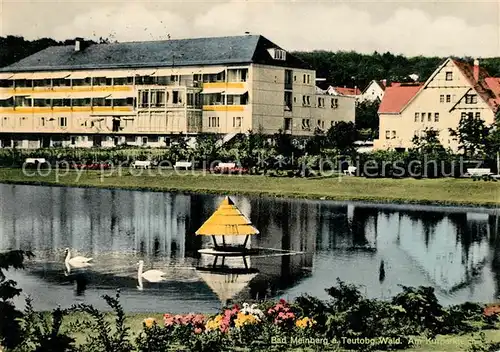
[0,35,355,148]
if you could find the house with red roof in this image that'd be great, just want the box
[326,86,361,98]
[374,58,500,152]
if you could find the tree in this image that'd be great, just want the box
[355,100,380,140]
[449,115,491,158]
[305,128,326,155]
[0,250,34,349]
[486,112,500,158]
[192,134,221,164]
[326,121,357,154]
[411,128,447,155]
[273,129,296,157]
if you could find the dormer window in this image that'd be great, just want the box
[267,48,286,61]
[274,49,286,60]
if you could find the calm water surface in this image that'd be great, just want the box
[0,184,499,313]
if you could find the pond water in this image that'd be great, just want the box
[0,184,499,313]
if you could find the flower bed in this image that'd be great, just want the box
[136,301,320,351]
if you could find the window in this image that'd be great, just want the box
[40,117,45,127]
[420,112,425,122]
[414,112,419,122]
[274,49,286,60]
[92,77,106,86]
[209,116,219,128]
[284,69,293,89]
[303,74,306,83]
[284,91,292,111]
[302,95,311,106]
[172,91,179,104]
[331,98,338,108]
[142,137,148,145]
[284,117,292,131]
[475,112,481,119]
[440,95,444,103]
[465,94,478,104]
[301,118,310,130]
[317,119,324,129]
[427,112,431,122]
[233,116,242,128]
[307,75,310,84]
[385,130,390,139]
[446,95,451,103]
[434,113,439,122]
[293,75,296,82]
[71,136,76,145]
[391,131,396,139]
[445,71,453,81]
[318,97,324,108]
[59,117,67,127]
[467,112,474,119]
[461,112,467,119]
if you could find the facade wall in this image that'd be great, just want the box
[0,61,355,148]
[251,64,355,136]
[375,60,496,152]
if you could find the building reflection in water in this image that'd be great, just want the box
[0,184,499,310]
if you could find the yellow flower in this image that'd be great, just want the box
[205,314,223,331]
[143,317,156,328]
[234,312,259,328]
[295,317,316,329]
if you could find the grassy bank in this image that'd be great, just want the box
[0,168,498,206]
[56,312,500,352]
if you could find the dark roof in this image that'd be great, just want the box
[0,35,312,72]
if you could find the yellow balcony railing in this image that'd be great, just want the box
[202,105,246,112]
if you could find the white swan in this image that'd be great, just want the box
[137,260,166,290]
[65,248,93,268]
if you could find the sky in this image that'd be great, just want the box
[1,0,499,57]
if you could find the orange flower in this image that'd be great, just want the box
[143,317,156,328]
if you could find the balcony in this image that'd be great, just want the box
[202,105,247,112]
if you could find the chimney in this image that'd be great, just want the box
[74,37,83,52]
[473,58,480,82]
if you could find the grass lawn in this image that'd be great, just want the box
[56,312,500,351]
[0,168,498,207]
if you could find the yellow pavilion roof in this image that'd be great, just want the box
[195,197,260,236]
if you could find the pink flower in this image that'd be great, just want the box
[267,308,275,315]
[193,314,205,325]
[279,299,287,305]
[163,314,175,327]
[194,327,202,334]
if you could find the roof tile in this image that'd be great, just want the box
[378,83,423,114]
